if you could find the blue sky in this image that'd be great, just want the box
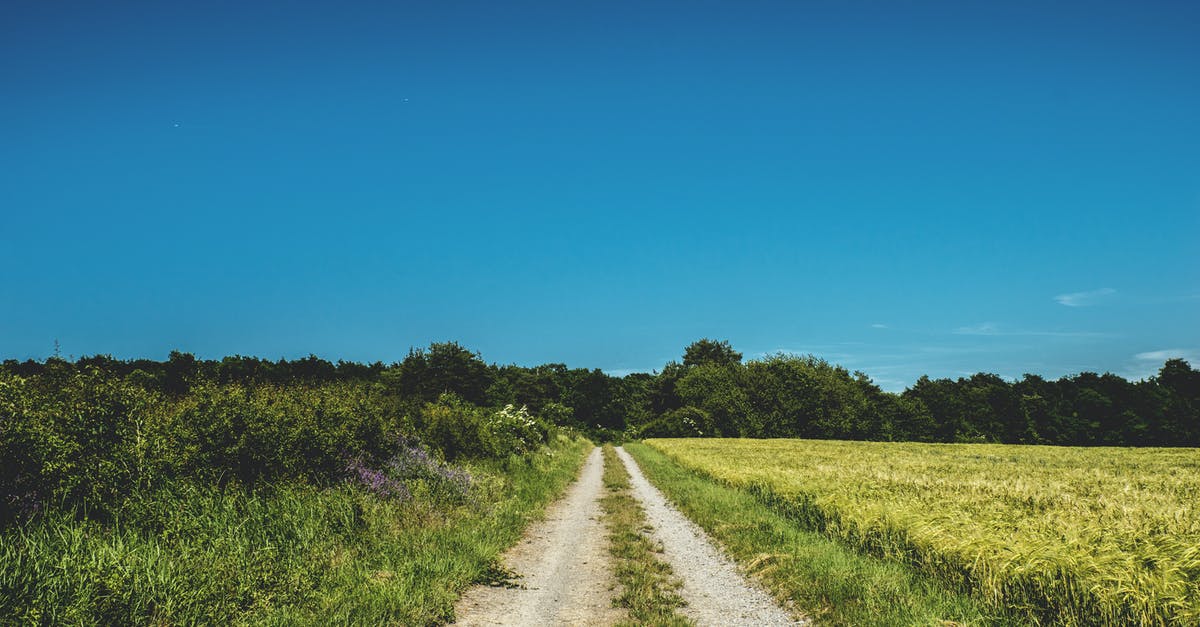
[2,0,1197,390]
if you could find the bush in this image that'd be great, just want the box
[0,370,156,523]
[417,397,552,461]
[484,404,550,457]
[418,394,490,461]
[344,440,473,504]
[539,401,576,427]
[0,375,401,523]
[159,382,395,486]
[636,405,711,438]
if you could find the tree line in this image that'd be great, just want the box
[633,339,1199,446]
[3,338,1197,447]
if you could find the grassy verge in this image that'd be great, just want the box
[599,445,692,627]
[0,435,592,625]
[623,441,1016,626]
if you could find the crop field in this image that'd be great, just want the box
[645,438,1200,625]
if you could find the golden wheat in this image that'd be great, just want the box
[646,438,1200,626]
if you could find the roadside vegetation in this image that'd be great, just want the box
[644,438,1200,625]
[598,445,691,626]
[0,357,591,624]
[3,338,1196,623]
[623,442,1006,625]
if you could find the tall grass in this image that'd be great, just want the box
[644,438,1200,626]
[0,436,591,625]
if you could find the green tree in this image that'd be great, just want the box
[1156,359,1200,445]
[390,342,493,406]
[683,339,743,368]
[675,363,749,437]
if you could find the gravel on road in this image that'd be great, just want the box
[453,445,805,626]
[452,446,622,626]
[615,446,808,627]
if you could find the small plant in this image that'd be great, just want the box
[485,404,547,457]
[346,457,411,500]
[344,440,473,503]
[387,440,473,502]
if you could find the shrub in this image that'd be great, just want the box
[484,404,549,457]
[539,401,576,427]
[160,382,396,486]
[0,370,156,523]
[637,406,711,438]
[344,438,476,507]
[418,394,490,461]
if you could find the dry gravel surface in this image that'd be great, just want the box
[453,446,622,626]
[453,445,804,626]
[615,446,807,627]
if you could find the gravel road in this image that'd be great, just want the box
[453,446,622,626]
[615,446,807,626]
[453,445,803,626]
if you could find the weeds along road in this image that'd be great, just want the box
[453,445,804,626]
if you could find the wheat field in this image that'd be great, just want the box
[645,438,1200,625]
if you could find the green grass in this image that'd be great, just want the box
[644,438,1200,626]
[624,441,1011,626]
[0,435,592,626]
[598,445,692,627]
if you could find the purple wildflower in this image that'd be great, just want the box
[346,458,410,500]
[387,440,473,498]
[343,440,473,502]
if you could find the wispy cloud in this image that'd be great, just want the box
[1134,349,1198,362]
[1122,349,1200,381]
[870,323,889,329]
[1055,287,1116,307]
[953,323,1110,338]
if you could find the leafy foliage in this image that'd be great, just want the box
[625,342,1200,447]
[0,349,591,623]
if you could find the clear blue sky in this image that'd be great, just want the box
[2,0,1197,390]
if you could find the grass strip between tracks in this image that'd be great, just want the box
[599,444,693,627]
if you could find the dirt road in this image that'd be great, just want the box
[615,446,805,626]
[453,447,622,626]
[453,445,804,626]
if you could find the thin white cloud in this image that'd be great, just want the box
[1122,349,1200,381]
[953,323,1110,338]
[870,323,889,329]
[1134,349,1198,362]
[1055,287,1116,307]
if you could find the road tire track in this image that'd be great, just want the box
[615,446,807,626]
[453,446,622,626]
